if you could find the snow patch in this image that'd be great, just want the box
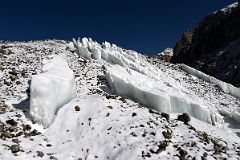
[30,55,77,128]
[213,2,238,14]
[157,48,174,56]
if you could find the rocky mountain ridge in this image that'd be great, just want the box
[171,2,240,87]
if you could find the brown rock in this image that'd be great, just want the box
[0,120,4,132]
[74,105,80,111]
[37,151,44,157]
[12,138,20,144]
[10,145,20,153]
[6,119,18,126]
[1,131,12,139]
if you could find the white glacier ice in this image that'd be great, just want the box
[180,64,240,99]
[69,37,240,125]
[30,55,77,128]
[0,71,3,79]
[105,65,223,126]
[91,47,101,60]
[68,42,75,52]
[69,37,239,126]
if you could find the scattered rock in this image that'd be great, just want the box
[203,152,208,157]
[37,151,44,157]
[9,75,17,81]
[107,106,113,109]
[162,130,172,139]
[132,112,137,117]
[105,94,116,99]
[12,138,20,144]
[202,132,210,144]
[178,148,188,157]
[50,155,57,159]
[1,131,12,139]
[0,120,5,132]
[119,97,126,103]
[74,105,80,111]
[31,129,41,136]
[150,140,170,154]
[177,113,191,124]
[9,69,18,76]
[10,145,20,153]
[0,106,7,114]
[8,126,17,132]
[46,144,52,147]
[22,124,32,131]
[161,112,170,121]
[15,131,23,137]
[130,132,137,137]
[6,119,18,126]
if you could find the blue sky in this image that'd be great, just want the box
[0,0,237,55]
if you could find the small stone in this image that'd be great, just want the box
[130,132,137,137]
[9,69,18,76]
[9,75,16,81]
[10,145,20,153]
[15,131,23,137]
[22,124,32,131]
[119,97,126,103]
[202,132,210,144]
[132,112,137,117]
[8,126,17,132]
[31,129,41,136]
[177,113,191,124]
[179,148,188,157]
[203,152,208,157]
[0,107,6,114]
[12,138,20,144]
[50,155,57,159]
[46,144,52,147]
[1,131,12,139]
[107,106,113,109]
[6,119,18,126]
[162,130,172,139]
[161,112,170,121]
[0,120,5,132]
[16,81,21,85]
[37,151,44,157]
[74,106,80,111]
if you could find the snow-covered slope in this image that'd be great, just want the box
[0,39,240,160]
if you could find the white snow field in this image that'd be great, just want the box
[0,39,240,159]
[30,55,77,128]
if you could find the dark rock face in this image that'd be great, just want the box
[171,3,240,87]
